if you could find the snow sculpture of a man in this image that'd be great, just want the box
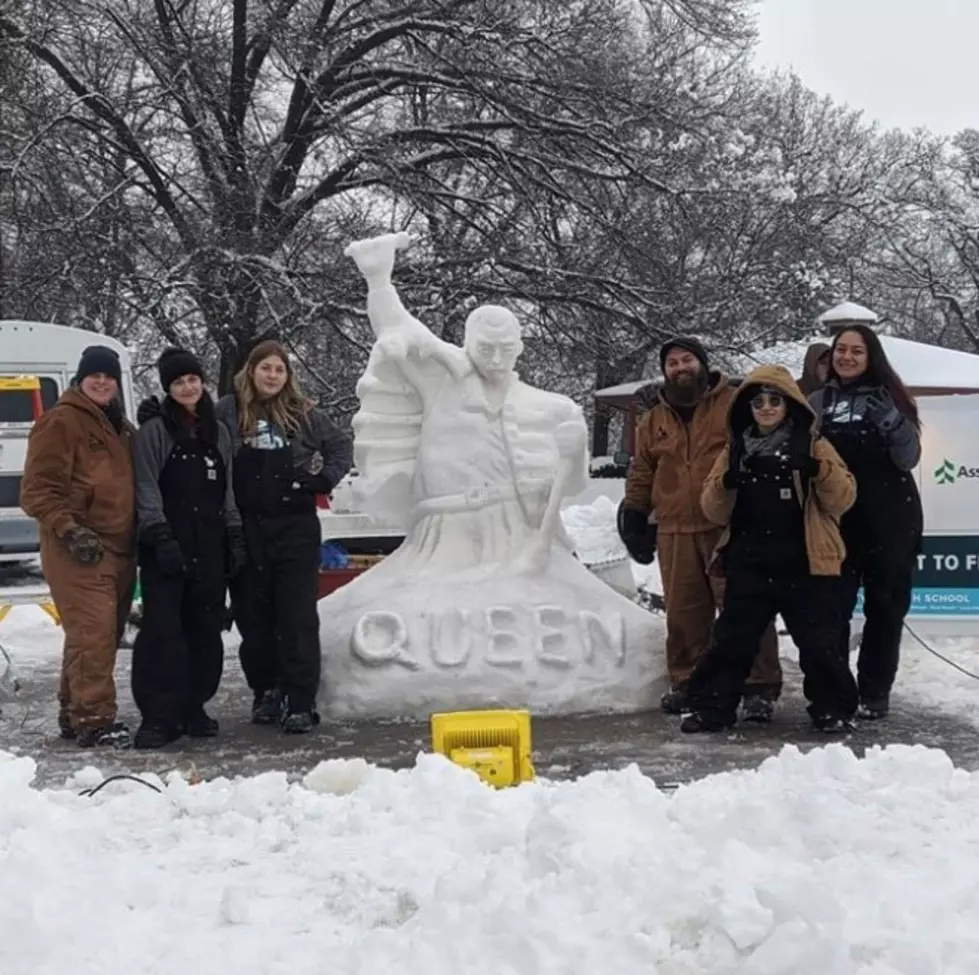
[317,232,665,719]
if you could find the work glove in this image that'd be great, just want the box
[154,535,186,578]
[865,388,902,434]
[617,500,657,565]
[722,435,745,489]
[62,526,104,566]
[227,525,248,579]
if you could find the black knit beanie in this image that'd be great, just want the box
[158,347,204,391]
[659,335,709,374]
[75,345,122,385]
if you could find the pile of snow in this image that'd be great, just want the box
[2,745,979,973]
[562,494,663,593]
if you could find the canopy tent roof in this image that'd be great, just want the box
[595,335,979,408]
[816,301,880,325]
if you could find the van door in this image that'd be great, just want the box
[0,375,60,508]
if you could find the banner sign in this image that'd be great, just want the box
[855,534,979,617]
[855,394,979,619]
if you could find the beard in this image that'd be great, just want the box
[663,367,709,406]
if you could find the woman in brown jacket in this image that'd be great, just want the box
[679,365,859,734]
[20,346,136,748]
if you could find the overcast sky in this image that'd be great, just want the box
[753,0,979,135]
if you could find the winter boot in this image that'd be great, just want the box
[133,722,183,750]
[679,711,734,734]
[811,713,856,734]
[251,689,282,726]
[185,708,219,738]
[660,684,690,715]
[280,701,321,735]
[77,722,131,749]
[740,690,776,724]
[858,697,889,720]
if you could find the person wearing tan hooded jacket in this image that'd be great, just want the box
[679,365,858,733]
[20,346,136,748]
[622,337,783,717]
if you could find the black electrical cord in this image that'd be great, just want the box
[79,773,163,797]
[903,621,979,681]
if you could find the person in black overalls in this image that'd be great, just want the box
[679,366,859,734]
[216,340,352,734]
[810,324,923,719]
[130,349,246,749]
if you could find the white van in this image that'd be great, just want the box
[0,320,135,558]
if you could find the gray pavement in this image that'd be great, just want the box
[2,646,977,790]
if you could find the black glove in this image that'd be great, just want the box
[794,455,820,478]
[227,525,247,579]
[147,532,185,577]
[617,501,657,565]
[724,435,745,489]
[62,525,104,566]
[865,388,902,434]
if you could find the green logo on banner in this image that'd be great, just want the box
[934,459,956,485]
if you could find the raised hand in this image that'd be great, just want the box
[344,232,411,284]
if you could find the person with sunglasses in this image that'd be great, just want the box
[679,365,859,734]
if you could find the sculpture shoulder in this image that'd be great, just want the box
[512,379,582,419]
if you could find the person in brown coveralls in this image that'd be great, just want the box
[20,346,136,748]
[620,337,783,718]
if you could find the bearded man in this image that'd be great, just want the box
[621,336,783,717]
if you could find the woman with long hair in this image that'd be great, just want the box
[811,324,923,719]
[130,348,245,749]
[216,340,352,734]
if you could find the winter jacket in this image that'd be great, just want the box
[20,387,136,555]
[700,365,855,576]
[133,398,241,542]
[215,394,352,518]
[623,372,738,534]
[797,342,830,396]
[809,379,923,553]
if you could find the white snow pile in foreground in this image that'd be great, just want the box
[2,745,978,974]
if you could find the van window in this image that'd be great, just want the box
[0,378,59,422]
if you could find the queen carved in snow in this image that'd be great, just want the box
[320,232,663,719]
[345,231,588,578]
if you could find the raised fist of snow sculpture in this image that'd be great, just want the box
[318,233,665,719]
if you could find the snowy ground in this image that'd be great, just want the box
[2,744,979,974]
[4,492,979,973]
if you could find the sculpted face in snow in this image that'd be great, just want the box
[463,307,523,384]
[318,233,665,719]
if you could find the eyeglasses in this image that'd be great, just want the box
[750,393,783,409]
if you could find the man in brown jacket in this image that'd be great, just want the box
[20,346,136,748]
[621,337,783,716]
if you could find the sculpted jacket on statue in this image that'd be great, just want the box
[351,280,588,538]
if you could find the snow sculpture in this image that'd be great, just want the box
[318,232,665,719]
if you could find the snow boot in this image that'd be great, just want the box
[185,708,219,738]
[811,713,856,734]
[660,684,690,714]
[740,691,775,724]
[133,722,183,750]
[280,704,320,735]
[679,711,734,734]
[858,697,889,720]
[77,722,131,749]
[251,689,283,726]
